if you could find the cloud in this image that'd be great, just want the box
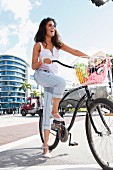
[0,0,42,60]
[5,44,28,60]
[18,19,37,45]
[0,24,18,50]
[0,0,32,23]
[32,0,42,8]
[4,21,38,61]
[0,27,9,48]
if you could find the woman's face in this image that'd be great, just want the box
[45,20,56,37]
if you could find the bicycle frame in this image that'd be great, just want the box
[59,84,109,135]
[59,85,87,129]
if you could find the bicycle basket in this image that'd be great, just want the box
[75,56,111,85]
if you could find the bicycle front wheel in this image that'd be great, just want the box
[86,98,113,170]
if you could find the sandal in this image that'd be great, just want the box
[42,146,51,158]
[52,113,64,122]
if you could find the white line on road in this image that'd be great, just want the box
[0,164,102,170]
[0,134,40,152]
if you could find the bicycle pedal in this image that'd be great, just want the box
[69,142,78,146]
[51,122,62,131]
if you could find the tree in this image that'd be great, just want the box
[41,92,44,98]
[19,81,31,98]
[30,90,40,98]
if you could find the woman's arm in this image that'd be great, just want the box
[61,42,89,58]
[32,43,41,70]
[32,43,52,70]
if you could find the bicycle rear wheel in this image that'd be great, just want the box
[39,93,85,151]
[39,98,77,151]
[86,98,113,170]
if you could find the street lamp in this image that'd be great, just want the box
[90,0,110,7]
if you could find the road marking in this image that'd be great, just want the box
[0,164,102,170]
[0,134,40,152]
[0,114,39,128]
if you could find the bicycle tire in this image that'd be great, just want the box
[86,98,113,170]
[39,112,59,151]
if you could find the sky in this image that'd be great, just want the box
[0,0,113,81]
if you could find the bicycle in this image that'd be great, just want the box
[38,56,113,170]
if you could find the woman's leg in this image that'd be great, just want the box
[43,99,62,155]
[51,76,66,119]
[34,70,66,154]
[43,87,53,154]
[43,129,50,154]
[52,98,61,115]
[43,88,64,155]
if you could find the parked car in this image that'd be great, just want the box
[20,96,41,116]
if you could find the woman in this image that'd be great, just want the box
[32,17,89,158]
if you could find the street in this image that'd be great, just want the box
[0,114,102,170]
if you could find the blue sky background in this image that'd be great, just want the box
[0,0,113,79]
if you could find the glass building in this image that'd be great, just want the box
[0,55,29,111]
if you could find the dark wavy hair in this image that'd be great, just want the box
[34,17,62,49]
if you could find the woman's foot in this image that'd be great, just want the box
[43,145,51,158]
[43,151,51,158]
[52,113,64,122]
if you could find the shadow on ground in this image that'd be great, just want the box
[0,147,68,168]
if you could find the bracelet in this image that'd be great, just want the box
[39,58,45,66]
[42,58,45,64]
[39,59,42,66]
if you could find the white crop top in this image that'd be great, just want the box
[38,42,60,74]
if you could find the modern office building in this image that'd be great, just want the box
[0,55,29,111]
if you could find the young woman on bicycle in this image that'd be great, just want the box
[32,17,89,158]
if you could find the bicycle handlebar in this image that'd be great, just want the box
[52,57,109,70]
[52,60,75,69]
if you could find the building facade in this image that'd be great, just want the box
[0,55,29,111]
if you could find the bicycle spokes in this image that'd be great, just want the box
[88,100,113,169]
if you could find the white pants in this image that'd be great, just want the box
[34,69,66,130]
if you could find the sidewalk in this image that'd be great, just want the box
[0,114,102,170]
